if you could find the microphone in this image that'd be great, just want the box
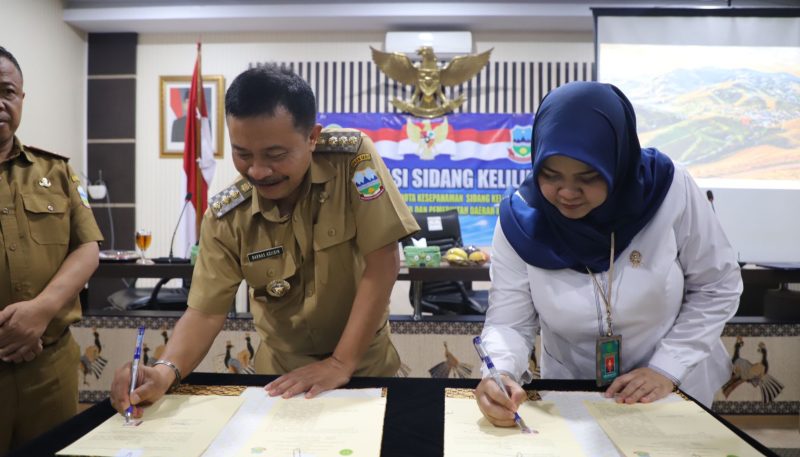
[706,190,716,213]
[153,192,192,264]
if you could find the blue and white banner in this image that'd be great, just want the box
[319,113,534,246]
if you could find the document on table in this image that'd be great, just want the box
[443,389,589,457]
[585,400,765,457]
[56,394,246,457]
[207,387,386,457]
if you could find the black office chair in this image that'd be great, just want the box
[401,210,489,315]
[106,278,189,311]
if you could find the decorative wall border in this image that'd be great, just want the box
[74,315,256,332]
[723,323,800,337]
[390,320,484,335]
[713,400,800,415]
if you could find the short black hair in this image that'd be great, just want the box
[0,46,23,80]
[225,64,316,133]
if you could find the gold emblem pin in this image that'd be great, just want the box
[630,250,642,267]
[38,177,52,188]
[267,279,290,298]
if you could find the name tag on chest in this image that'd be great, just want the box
[247,246,284,262]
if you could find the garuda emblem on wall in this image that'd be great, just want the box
[371,46,492,118]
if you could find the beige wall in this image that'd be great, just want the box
[1,0,87,171]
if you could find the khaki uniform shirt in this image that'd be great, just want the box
[0,138,103,345]
[189,130,418,360]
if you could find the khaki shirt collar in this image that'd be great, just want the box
[6,137,33,164]
[248,152,338,221]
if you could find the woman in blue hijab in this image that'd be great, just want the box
[476,82,742,425]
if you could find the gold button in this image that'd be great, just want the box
[327,228,336,237]
[9,243,16,251]
[1,208,8,214]
[306,288,314,298]
[268,269,275,277]
[47,204,54,212]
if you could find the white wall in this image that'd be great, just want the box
[135,31,592,258]
[135,31,591,314]
[1,0,87,171]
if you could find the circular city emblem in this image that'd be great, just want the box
[267,279,290,298]
[629,250,642,268]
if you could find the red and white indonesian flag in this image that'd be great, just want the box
[176,42,216,257]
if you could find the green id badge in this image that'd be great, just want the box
[596,334,621,386]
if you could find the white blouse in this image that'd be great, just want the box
[481,165,742,406]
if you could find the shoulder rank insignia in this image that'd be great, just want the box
[209,179,253,218]
[315,131,362,154]
[24,145,69,161]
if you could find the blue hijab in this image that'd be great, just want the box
[499,81,675,273]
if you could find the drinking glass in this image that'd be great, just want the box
[135,229,154,265]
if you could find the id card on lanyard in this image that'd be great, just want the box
[596,334,621,386]
[588,232,620,387]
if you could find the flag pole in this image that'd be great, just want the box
[194,42,203,238]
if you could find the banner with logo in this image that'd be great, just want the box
[319,113,533,246]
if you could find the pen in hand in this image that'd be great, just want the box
[473,336,535,434]
[124,325,146,426]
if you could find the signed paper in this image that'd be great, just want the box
[57,395,245,457]
[585,400,764,457]
[444,391,588,457]
[232,389,386,457]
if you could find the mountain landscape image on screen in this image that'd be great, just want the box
[618,67,800,181]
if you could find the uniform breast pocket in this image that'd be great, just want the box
[313,217,356,284]
[243,254,300,312]
[22,193,70,245]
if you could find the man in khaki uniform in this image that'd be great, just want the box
[111,64,418,415]
[0,47,103,452]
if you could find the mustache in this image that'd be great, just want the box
[246,175,289,186]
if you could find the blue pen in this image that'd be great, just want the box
[124,325,146,425]
[473,336,534,434]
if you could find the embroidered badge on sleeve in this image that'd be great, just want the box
[350,153,385,201]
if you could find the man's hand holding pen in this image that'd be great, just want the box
[111,362,175,418]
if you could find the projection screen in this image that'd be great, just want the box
[594,9,800,263]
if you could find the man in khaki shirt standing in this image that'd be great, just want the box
[112,64,418,415]
[0,47,103,452]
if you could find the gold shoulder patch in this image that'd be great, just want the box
[315,131,362,154]
[209,179,253,218]
[24,145,69,161]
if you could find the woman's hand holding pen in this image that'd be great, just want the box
[110,363,173,417]
[604,367,675,404]
[475,374,527,427]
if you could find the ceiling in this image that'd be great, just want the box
[62,0,800,34]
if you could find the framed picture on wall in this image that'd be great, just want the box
[159,75,225,158]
